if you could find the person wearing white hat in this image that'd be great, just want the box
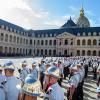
[67,65,80,100]
[30,61,38,81]
[44,66,64,100]
[0,65,6,100]
[19,61,30,83]
[39,60,46,90]
[3,61,21,100]
[20,75,41,100]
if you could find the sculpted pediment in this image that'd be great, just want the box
[57,32,76,38]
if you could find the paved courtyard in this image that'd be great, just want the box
[0,57,98,100]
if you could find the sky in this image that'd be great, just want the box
[0,0,99,30]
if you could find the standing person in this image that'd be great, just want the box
[19,61,30,86]
[43,62,51,92]
[44,66,64,100]
[30,61,38,80]
[97,64,100,86]
[39,60,46,90]
[3,61,21,100]
[0,65,6,100]
[67,66,80,100]
[57,60,63,86]
[20,75,41,100]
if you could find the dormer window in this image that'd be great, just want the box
[77,33,80,36]
[83,32,85,36]
[88,32,91,36]
[38,34,40,37]
[42,34,44,37]
[14,29,16,33]
[93,32,96,36]
[54,34,56,36]
[46,34,48,37]
[6,26,8,31]
[10,28,12,32]
[50,34,52,37]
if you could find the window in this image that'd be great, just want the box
[49,40,52,45]
[46,34,48,37]
[93,39,97,45]
[49,50,52,55]
[41,40,44,45]
[65,39,68,45]
[10,35,12,42]
[77,50,80,56]
[30,39,32,45]
[45,49,47,55]
[93,32,96,36]
[77,39,80,45]
[87,39,91,45]
[53,50,56,56]
[5,34,8,42]
[13,36,16,43]
[53,40,56,45]
[88,32,91,36]
[99,40,100,45]
[0,33,4,41]
[26,39,28,45]
[37,40,40,45]
[82,50,85,56]
[70,39,73,45]
[87,50,91,56]
[50,34,52,37]
[83,32,85,36]
[34,40,35,45]
[17,37,19,44]
[93,50,96,56]
[41,49,43,55]
[45,40,48,45]
[20,38,22,44]
[82,39,86,45]
[77,33,80,36]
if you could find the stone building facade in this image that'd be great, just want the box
[0,7,100,57]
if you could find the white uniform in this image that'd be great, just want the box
[4,76,21,100]
[45,83,64,100]
[31,68,38,80]
[20,67,30,82]
[0,74,6,100]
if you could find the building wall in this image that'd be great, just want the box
[0,26,100,57]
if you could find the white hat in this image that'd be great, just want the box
[4,61,15,71]
[45,66,60,78]
[96,87,100,93]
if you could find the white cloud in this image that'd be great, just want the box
[0,0,50,29]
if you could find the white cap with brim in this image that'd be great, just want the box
[45,66,60,78]
[3,61,15,71]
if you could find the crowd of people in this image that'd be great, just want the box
[0,56,100,100]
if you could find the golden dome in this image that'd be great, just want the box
[77,6,90,27]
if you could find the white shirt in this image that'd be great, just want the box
[31,68,38,80]
[4,76,21,100]
[20,67,30,81]
[45,83,64,100]
[0,74,6,100]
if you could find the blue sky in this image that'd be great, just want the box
[0,0,99,29]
